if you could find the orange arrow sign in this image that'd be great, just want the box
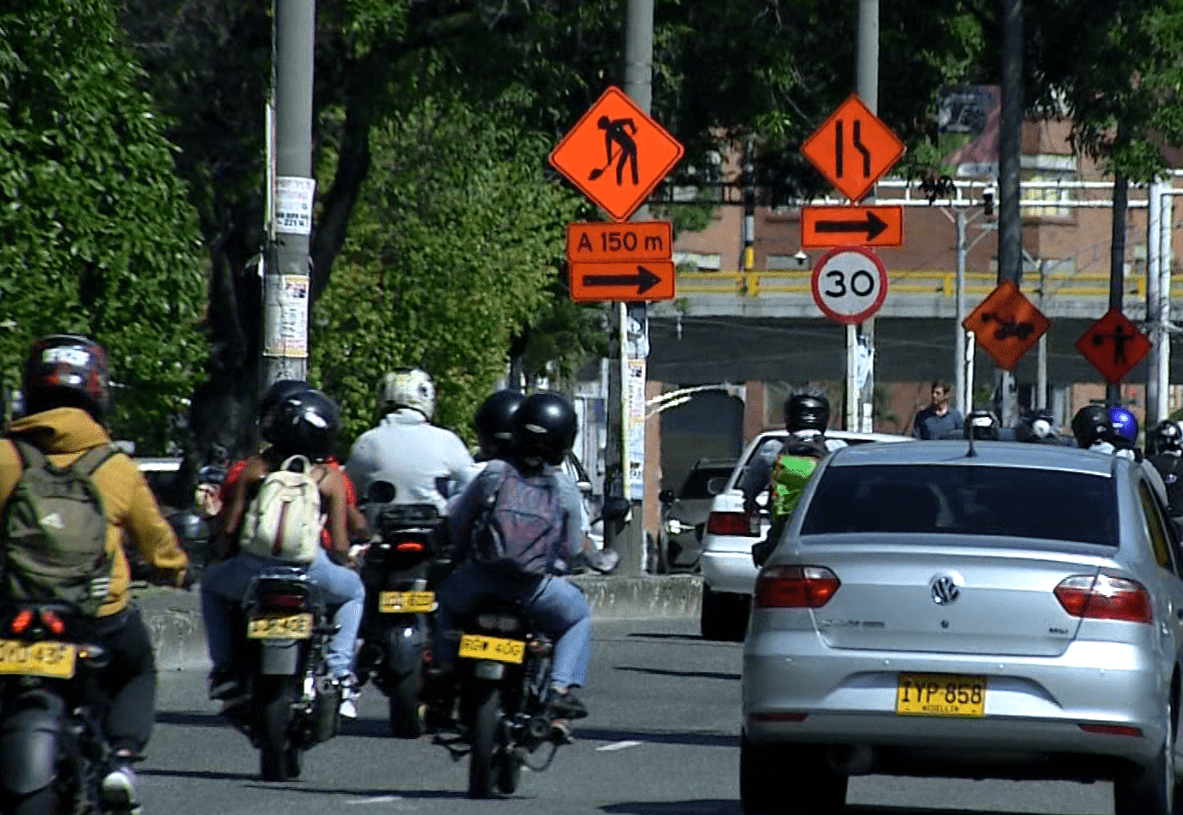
[800,94,906,202]
[801,205,904,248]
[569,261,675,302]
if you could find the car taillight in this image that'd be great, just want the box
[11,609,34,634]
[706,510,755,537]
[754,566,840,608]
[1054,574,1153,624]
[260,592,308,611]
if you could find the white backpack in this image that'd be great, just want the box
[239,456,323,563]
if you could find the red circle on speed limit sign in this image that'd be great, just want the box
[810,246,889,324]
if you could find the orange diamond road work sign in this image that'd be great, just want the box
[800,205,904,249]
[569,261,675,303]
[566,221,672,264]
[800,94,906,202]
[549,86,685,223]
[1075,308,1151,384]
[962,280,1050,371]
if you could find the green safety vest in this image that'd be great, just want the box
[768,453,819,523]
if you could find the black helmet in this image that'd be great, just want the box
[1071,404,1112,449]
[784,394,829,432]
[474,390,526,458]
[1152,420,1183,454]
[513,392,577,466]
[268,388,340,462]
[22,334,112,421]
[964,409,1000,441]
[259,379,313,444]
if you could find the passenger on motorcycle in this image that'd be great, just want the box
[1148,420,1183,517]
[345,367,475,512]
[431,392,592,720]
[740,393,845,512]
[0,334,190,811]
[1072,404,1140,460]
[202,389,366,714]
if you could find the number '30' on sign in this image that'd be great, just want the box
[810,246,889,325]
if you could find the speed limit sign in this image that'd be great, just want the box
[810,246,889,324]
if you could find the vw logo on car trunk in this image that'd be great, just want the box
[930,574,963,605]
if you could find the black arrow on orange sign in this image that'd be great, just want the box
[583,265,662,294]
[815,211,888,241]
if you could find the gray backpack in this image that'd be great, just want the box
[1,440,116,616]
[470,465,568,576]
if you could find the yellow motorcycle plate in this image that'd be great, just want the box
[247,613,313,640]
[0,639,77,678]
[378,591,437,614]
[458,634,525,664]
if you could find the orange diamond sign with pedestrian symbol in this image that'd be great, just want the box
[962,280,1050,371]
[801,94,906,203]
[549,86,685,223]
[1075,309,1151,384]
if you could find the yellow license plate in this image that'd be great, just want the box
[897,673,987,717]
[0,640,77,678]
[458,634,525,664]
[247,613,313,640]
[379,591,437,613]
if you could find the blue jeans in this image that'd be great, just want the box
[433,562,591,689]
[201,550,365,678]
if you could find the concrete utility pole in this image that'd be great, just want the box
[262,0,316,392]
[603,0,654,577]
[850,0,878,433]
[997,0,1023,426]
[1107,153,1130,406]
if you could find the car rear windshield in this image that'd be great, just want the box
[800,464,1118,546]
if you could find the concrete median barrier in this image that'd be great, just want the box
[137,573,704,672]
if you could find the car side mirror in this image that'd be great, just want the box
[706,476,728,496]
[658,488,676,504]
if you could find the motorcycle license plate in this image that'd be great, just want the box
[458,634,525,664]
[378,591,437,613]
[247,613,313,640]
[0,640,77,678]
[896,673,987,717]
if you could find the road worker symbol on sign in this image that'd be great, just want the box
[1075,308,1151,384]
[549,86,684,223]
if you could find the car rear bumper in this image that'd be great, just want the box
[742,628,1167,767]
[699,546,758,595]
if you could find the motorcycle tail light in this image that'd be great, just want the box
[475,613,522,634]
[39,609,65,636]
[259,592,308,611]
[11,609,34,634]
[395,541,425,553]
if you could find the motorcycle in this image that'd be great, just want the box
[356,481,450,738]
[220,567,340,781]
[0,602,117,815]
[434,598,569,799]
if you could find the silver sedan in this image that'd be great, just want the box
[741,440,1183,815]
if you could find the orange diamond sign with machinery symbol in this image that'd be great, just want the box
[549,86,685,223]
[1075,308,1151,384]
[962,280,1050,371]
[800,93,906,203]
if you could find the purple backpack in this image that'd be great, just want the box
[470,465,568,576]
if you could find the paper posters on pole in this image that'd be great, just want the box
[275,176,316,236]
[626,358,646,500]
[263,275,309,358]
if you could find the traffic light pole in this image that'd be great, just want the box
[262,0,315,393]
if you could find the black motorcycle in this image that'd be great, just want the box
[435,598,569,799]
[0,602,118,815]
[357,483,450,738]
[220,567,339,781]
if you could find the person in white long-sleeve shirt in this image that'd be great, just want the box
[345,367,475,512]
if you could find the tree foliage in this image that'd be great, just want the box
[309,90,582,445]
[0,0,208,451]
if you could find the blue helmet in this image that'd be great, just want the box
[1108,405,1139,443]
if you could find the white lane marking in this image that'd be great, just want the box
[597,740,643,752]
[345,796,403,805]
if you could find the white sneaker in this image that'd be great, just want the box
[101,764,141,813]
[337,673,359,719]
[339,697,358,719]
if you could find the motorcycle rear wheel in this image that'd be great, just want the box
[388,671,425,739]
[259,678,300,781]
[467,685,502,799]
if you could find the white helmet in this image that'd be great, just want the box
[379,367,436,419]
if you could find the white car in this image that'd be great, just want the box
[699,429,913,641]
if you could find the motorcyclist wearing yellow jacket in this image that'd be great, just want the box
[0,335,188,812]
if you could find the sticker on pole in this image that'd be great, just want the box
[810,247,889,324]
[275,176,316,236]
